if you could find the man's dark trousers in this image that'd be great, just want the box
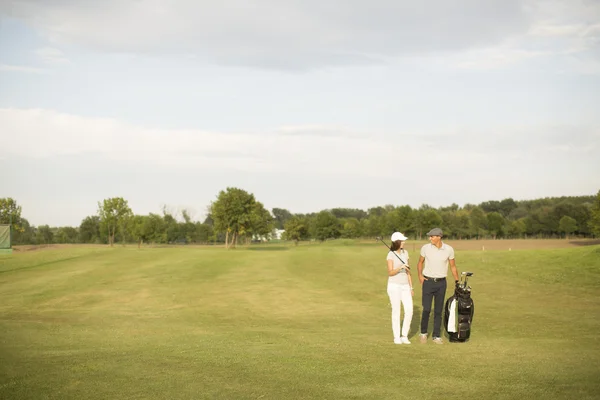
[420,279,447,338]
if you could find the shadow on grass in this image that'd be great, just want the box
[245,246,290,252]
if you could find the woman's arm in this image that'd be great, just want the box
[387,259,403,276]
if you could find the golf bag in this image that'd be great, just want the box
[444,272,475,342]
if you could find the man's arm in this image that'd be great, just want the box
[417,256,426,285]
[449,258,459,282]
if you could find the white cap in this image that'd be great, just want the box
[391,232,408,242]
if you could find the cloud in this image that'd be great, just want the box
[1,0,530,69]
[0,108,401,177]
[421,0,600,71]
[2,108,598,182]
[34,47,70,64]
[2,108,598,226]
[0,63,47,73]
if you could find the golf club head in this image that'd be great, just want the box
[462,272,474,277]
[376,236,382,241]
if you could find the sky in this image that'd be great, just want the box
[1,0,599,227]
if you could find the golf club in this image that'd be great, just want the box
[460,271,473,290]
[376,236,410,271]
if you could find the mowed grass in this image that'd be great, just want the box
[1,242,599,399]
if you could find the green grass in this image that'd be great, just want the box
[1,243,599,399]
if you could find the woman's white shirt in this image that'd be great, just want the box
[387,250,410,285]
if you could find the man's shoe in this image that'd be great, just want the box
[394,338,402,344]
[419,333,427,344]
[433,337,443,344]
[400,337,411,344]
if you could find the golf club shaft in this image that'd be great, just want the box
[377,237,410,271]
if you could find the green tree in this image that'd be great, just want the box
[129,215,151,248]
[55,227,79,243]
[558,216,578,239]
[469,207,487,238]
[249,202,274,241]
[146,213,167,244]
[507,218,527,238]
[211,187,256,248]
[418,209,443,239]
[486,212,505,239]
[313,211,340,241]
[0,197,22,230]
[453,210,471,239]
[284,217,309,245]
[365,215,386,238]
[193,222,213,243]
[272,208,293,230]
[341,217,362,238]
[79,216,102,243]
[12,218,35,245]
[498,198,518,218]
[36,225,53,245]
[330,208,368,220]
[588,190,600,237]
[98,197,133,246]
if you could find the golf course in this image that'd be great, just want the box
[1,240,599,399]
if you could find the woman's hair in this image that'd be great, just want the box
[390,240,403,251]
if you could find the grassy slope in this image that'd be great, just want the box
[1,243,599,399]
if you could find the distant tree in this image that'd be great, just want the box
[588,190,600,237]
[36,225,53,245]
[453,210,471,239]
[98,197,133,246]
[367,206,387,217]
[272,208,293,230]
[146,213,167,243]
[330,208,368,220]
[480,200,501,214]
[507,218,527,238]
[536,206,559,236]
[203,212,214,226]
[79,216,102,243]
[0,197,22,230]
[385,206,415,237]
[193,222,213,243]
[55,227,79,243]
[211,187,256,248]
[558,216,578,239]
[129,215,151,248]
[180,209,197,243]
[284,217,309,245]
[12,218,35,245]
[417,209,443,239]
[249,202,274,241]
[508,206,529,221]
[341,217,362,238]
[313,211,341,241]
[498,198,518,218]
[486,212,505,239]
[469,207,487,238]
[365,215,386,238]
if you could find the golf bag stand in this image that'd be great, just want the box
[444,272,475,342]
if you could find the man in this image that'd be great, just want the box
[417,228,459,344]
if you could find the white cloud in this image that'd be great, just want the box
[2,108,598,226]
[0,108,403,177]
[0,63,47,74]
[1,0,530,69]
[34,47,70,64]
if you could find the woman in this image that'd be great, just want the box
[386,231,414,344]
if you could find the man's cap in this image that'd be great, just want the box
[391,232,408,241]
[426,228,443,237]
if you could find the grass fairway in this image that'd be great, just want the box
[1,242,600,399]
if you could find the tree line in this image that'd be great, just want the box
[2,188,600,247]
